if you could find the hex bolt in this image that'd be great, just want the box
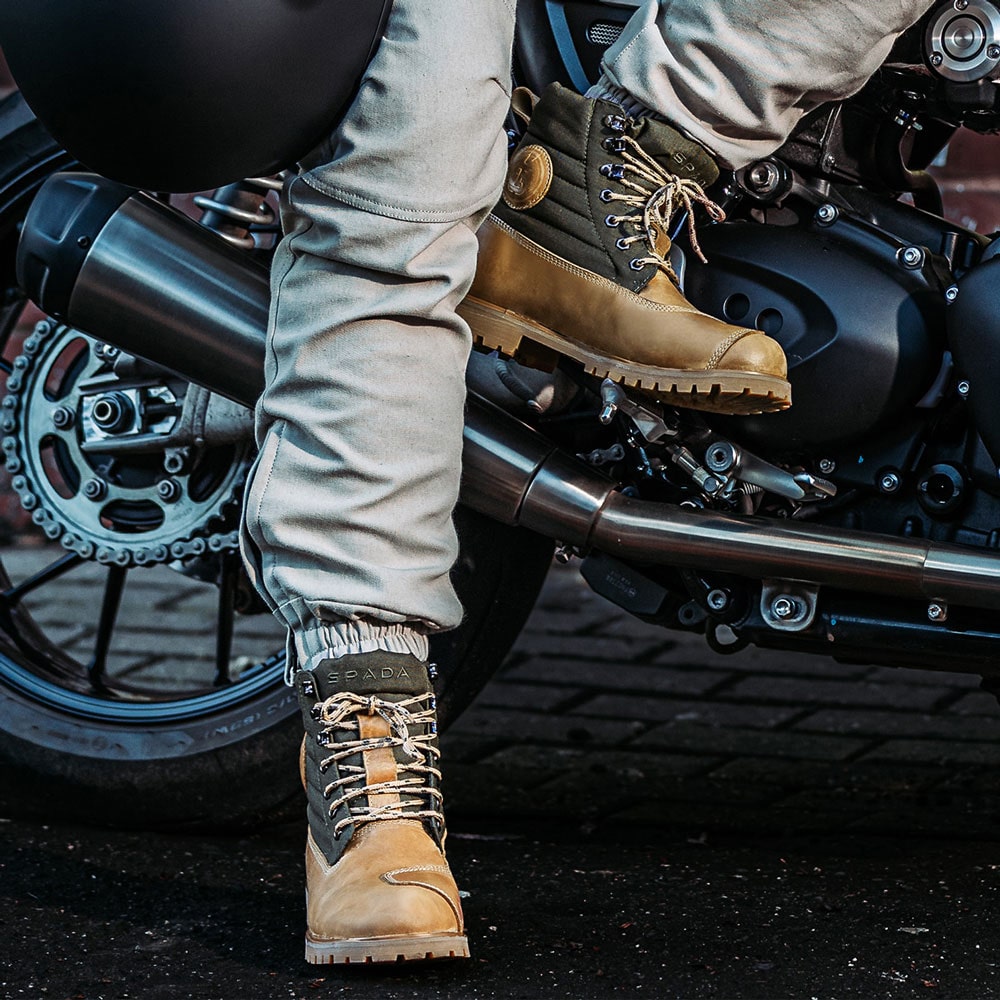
[771,596,799,620]
[930,51,944,67]
[815,203,838,226]
[51,406,74,430]
[900,246,924,269]
[157,478,182,503]
[747,161,780,195]
[990,43,1000,59]
[879,471,901,494]
[706,589,729,612]
[957,380,971,398]
[945,285,959,303]
[927,602,947,622]
[82,477,107,501]
[818,457,836,475]
[955,0,968,8]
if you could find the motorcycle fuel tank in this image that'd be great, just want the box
[682,214,945,451]
[0,0,393,192]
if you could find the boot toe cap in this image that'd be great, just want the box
[718,329,788,379]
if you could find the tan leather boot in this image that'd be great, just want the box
[460,83,790,415]
[296,651,469,964]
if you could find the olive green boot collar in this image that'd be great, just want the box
[297,652,443,867]
[494,83,721,293]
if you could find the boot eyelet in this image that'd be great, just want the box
[602,137,627,153]
[603,113,628,133]
[604,215,619,228]
[630,258,647,271]
[599,163,625,181]
[599,189,614,203]
[316,732,330,747]
[309,704,322,721]
[301,678,315,698]
[616,238,631,251]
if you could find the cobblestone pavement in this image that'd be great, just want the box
[445,562,1000,843]
[3,543,1000,840]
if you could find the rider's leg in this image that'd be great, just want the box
[464,1,932,414]
[240,0,515,964]
[591,0,935,169]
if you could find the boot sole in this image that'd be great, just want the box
[305,932,470,965]
[459,297,791,416]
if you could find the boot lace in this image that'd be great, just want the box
[315,692,443,838]
[600,126,725,280]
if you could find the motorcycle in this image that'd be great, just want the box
[2,0,1000,828]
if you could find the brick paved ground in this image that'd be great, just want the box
[444,562,1000,843]
[6,543,999,844]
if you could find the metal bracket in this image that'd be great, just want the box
[760,579,820,632]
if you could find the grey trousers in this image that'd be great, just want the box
[241,0,933,672]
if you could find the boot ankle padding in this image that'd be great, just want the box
[495,83,719,294]
[296,652,438,867]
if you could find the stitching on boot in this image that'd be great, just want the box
[707,328,754,369]
[488,217,698,314]
[382,867,463,929]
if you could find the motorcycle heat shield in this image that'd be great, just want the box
[0,0,393,192]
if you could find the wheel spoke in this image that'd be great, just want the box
[214,555,238,686]
[2,551,84,606]
[87,564,127,687]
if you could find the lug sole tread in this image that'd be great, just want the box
[305,932,470,965]
[459,298,791,416]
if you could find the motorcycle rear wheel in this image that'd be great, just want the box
[0,92,554,829]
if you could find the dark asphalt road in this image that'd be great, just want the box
[2,819,998,999]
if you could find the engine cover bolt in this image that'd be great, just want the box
[930,51,944,67]
[989,43,1000,59]
[955,0,969,8]
[706,588,729,612]
[771,596,799,620]
[815,203,838,225]
[82,477,107,501]
[945,285,959,303]
[51,406,74,430]
[157,478,183,504]
[900,246,924,268]
[879,471,901,494]
[747,160,781,196]
[957,380,970,398]
[927,602,947,622]
[818,457,836,475]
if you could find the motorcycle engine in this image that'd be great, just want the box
[682,210,946,452]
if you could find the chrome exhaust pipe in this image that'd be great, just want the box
[18,172,1000,610]
[462,401,1000,609]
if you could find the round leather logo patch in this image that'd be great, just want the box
[502,144,553,211]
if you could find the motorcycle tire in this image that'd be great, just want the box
[0,92,555,830]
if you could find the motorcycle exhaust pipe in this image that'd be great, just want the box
[17,173,269,405]
[17,172,1000,611]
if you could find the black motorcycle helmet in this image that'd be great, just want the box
[0,0,393,192]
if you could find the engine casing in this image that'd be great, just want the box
[682,214,945,450]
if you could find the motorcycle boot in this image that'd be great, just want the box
[460,83,791,415]
[296,650,469,964]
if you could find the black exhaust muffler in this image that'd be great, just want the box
[17,172,268,405]
[17,171,1000,612]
